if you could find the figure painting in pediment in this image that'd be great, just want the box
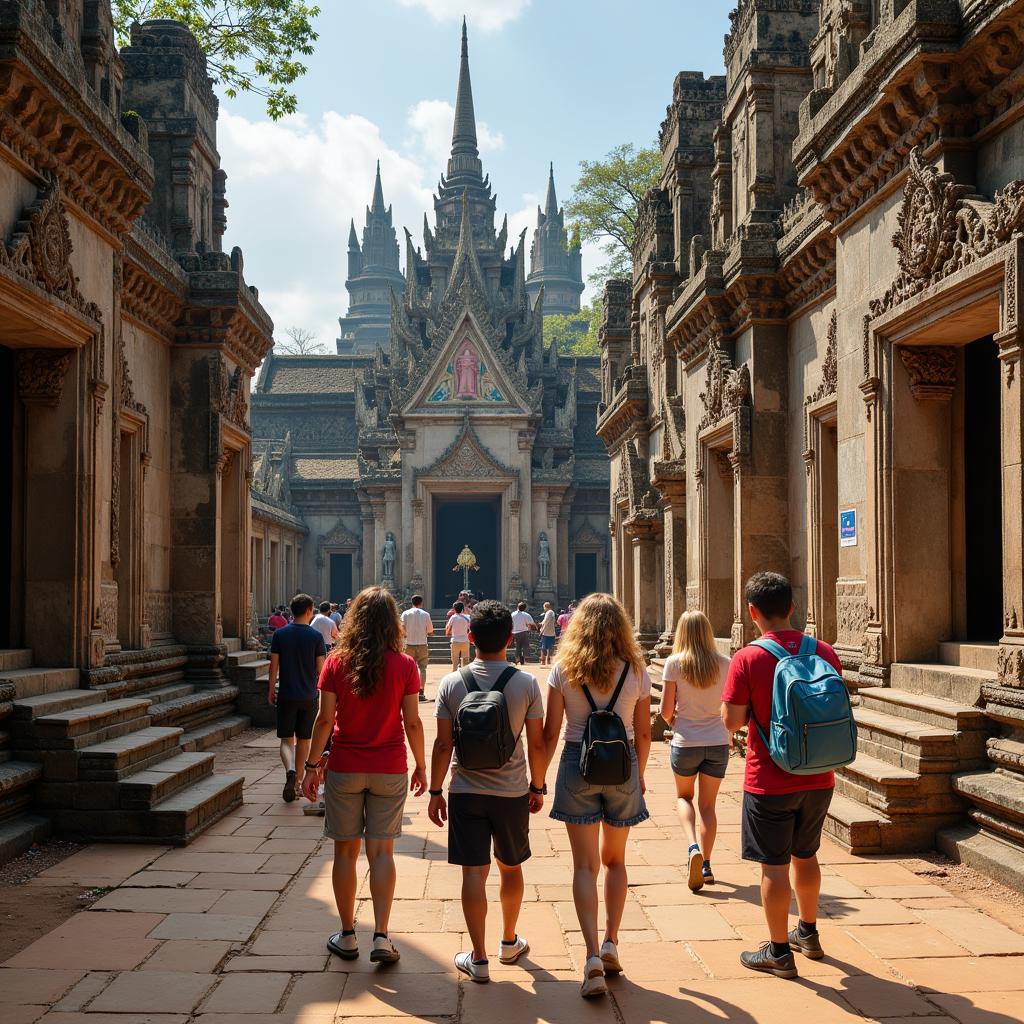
[427,337,505,403]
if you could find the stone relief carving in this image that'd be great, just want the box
[382,532,397,579]
[210,357,249,432]
[698,334,751,432]
[414,415,519,489]
[15,349,73,406]
[571,523,606,549]
[898,346,957,401]
[806,312,838,408]
[871,147,1024,317]
[537,533,551,581]
[836,579,870,648]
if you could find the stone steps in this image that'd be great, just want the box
[0,760,43,822]
[230,659,270,682]
[953,769,1024,836]
[939,641,999,673]
[181,714,250,752]
[889,662,991,706]
[148,686,240,731]
[118,751,217,809]
[76,726,184,781]
[11,689,105,722]
[0,666,81,699]
[0,813,50,863]
[223,637,242,654]
[0,649,32,672]
[26,697,153,750]
[226,648,263,670]
[822,792,886,853]
[858,686,988,732]
[144,682,197,706]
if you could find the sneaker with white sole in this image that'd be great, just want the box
[455,952,490,983]
[687,847,705,892]
[370,934,400,964]
[581,955,607,998]
[498,934,529,964]
[326,931,358,960]
[600,939,622,974]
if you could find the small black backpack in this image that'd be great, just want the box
[578,662,632,785]
[453,666,521,771]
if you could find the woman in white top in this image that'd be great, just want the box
[543,593,652,999]
[660,610,731,892]
[538,601,557,666]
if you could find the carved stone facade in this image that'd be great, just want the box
[0,8,272,859]
[601,0,1024,890]
[251,23,608,613]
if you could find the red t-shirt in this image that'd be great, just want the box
[268,614,287,630]
[317,650,420,774]
[722,630,841,796]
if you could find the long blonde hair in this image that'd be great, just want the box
[556,593,643,691]
[671,610,721,689]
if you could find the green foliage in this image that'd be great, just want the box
[113,1,320,119]
[564,142,661,287]
[544,297,602,357]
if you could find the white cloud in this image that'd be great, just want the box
[406,99,504,167]
[394,0,530,31]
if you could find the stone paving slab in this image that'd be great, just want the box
[4,663,1024,1023]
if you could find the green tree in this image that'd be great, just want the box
[544,297,602,356]
[565,142,661,286]
[113,1,320,119]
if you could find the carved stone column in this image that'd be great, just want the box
[624,511,662,646]
[654,468,686,654]
[557,509,570,605]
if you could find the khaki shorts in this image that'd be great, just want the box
[323,770,408,842]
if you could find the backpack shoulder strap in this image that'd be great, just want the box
[580,682,599,711]
[749,637,790,661]
[490,666,519,694]
[605,661,631,712]
[459,666,479,693]
[797,633,818,657]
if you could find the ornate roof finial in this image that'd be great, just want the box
[371,159,385,214]
[544,162,558,217]
[347,218,359,250]
[449,17,480,169]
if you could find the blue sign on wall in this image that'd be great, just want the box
[840,509,857,547]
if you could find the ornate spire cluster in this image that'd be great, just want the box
[527,163,584,315]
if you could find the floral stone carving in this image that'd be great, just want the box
[15,348,74,406]
[898,346,957,401]
[698,334,751,432]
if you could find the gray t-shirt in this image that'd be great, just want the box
[435,660,543,797]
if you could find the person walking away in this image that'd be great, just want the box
[329,603,343,628]
[511,602,536,665]
[311,601,339,649]
[556,608,569,634]
[661,610,731,892]
[268,594,326,802]
[268,606,288,631]
[401,595,434,701]
[538,602,557,666]
[428,601,547,983]
[301,587,427,964]
[542,593,652,998]
[722,571,843,978]
[446,601,472,670]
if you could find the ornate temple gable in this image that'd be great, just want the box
[698,333,751,433]
[209,356,249,433]
[806,311,839,408]
[571,522,606,549]
[319,519,361,550]
[870,148,1024,317]
[413,415,521,491]
[0,181,101,322]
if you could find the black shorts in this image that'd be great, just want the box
[447,793,531,867]
[741,788,833,865]
[276,698,318,740]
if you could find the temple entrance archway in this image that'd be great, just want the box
[432,496,501,608]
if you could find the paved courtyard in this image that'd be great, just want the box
[2,664,1023,1024]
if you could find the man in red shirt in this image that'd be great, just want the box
[722,571,839,979]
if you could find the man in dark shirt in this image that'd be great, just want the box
[269,593,326,802]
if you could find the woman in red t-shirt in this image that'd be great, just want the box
[301,586,427,965]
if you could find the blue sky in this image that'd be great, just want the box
[217,0,736,347]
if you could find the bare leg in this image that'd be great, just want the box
[295,738,311,777]
[791,854,821,928]
[461,864,490,961]
[566,823,601,958]
[760,863,792,943]
[495,859,524,944]
[279,737,296,772]
[332,839,362,930]
[696,774,723,861]
[600,823,630,945]
[673,773,698,847]
[364,838,397,934]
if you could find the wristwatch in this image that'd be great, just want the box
[529,782,547,796]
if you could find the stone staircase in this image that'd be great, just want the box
[825,642,993,854]
[0,643,250,855]
[226,640,274,729]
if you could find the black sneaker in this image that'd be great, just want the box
[282,770,297,802]
[740,942,798,979]
[788,926,824,960]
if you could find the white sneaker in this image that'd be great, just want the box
[498,934,530,964]
[455,951,490,983]
[600,939,622,974]
[327,931,358,960]
[370,934,400,964]
[688,847,705,892]
[581,955,607,998]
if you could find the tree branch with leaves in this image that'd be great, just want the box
[113,1,320,119]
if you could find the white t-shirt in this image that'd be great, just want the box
[548,659,653,742]
[401,606,433,646]
[511,610,535,634]
[661,653,730,747]
[540,609,556,636]
[448,613,471,644]
[310,613,337,646]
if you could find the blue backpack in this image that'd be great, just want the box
[748,634,857,775]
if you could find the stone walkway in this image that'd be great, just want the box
[3,665,1024,1023]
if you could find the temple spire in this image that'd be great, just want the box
[451,17,478,157]
[544,162,558,217]
[370,160,386,214]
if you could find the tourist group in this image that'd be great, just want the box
[265,571,853,996]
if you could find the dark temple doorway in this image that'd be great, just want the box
[0,347,15,648]
[329,553,354,605]
[963,337,1002,641]
[574,552,597,599]
[433,496,500,608]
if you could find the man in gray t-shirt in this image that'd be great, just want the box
[428,600,547,983]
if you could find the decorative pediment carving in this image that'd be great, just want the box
[806,312,838,407]
[872,148,1024,316]
[319,519,362,551]
[210,356,249,431]
[698,334,750,432]
[15,349,73,406]
[571,522,606,549]
[898,346,957,401]
[415,415,520,487]
[0,182,102,321]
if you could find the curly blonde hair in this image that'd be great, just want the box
[330,586,402,698]
[556,593,643,692]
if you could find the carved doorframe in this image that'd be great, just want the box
[803,395,839,646]
[316,520,362,604]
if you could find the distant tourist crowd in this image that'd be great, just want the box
[263,570,853,994]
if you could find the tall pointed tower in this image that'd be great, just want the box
[526,163,584,315]
[336,161,406,354]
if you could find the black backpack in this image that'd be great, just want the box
[453,666,521,771]
[578,662,632,785]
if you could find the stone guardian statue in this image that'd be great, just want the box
[382,531,397,579]
[537,532,551,581]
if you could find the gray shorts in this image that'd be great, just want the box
[670,744,730,780]
[550,742,649,828]
[323,770,408,842]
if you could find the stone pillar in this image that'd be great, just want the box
[360,510,375,589]
[625,515,662,644]
[656,477,686,653]
[410,496,426,599]
[557,509,570,605]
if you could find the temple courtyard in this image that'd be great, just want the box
[0,665,1020,1024]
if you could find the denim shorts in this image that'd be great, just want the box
[540,635,555,652]
[550,742,649,827]
[670,744,730,780]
